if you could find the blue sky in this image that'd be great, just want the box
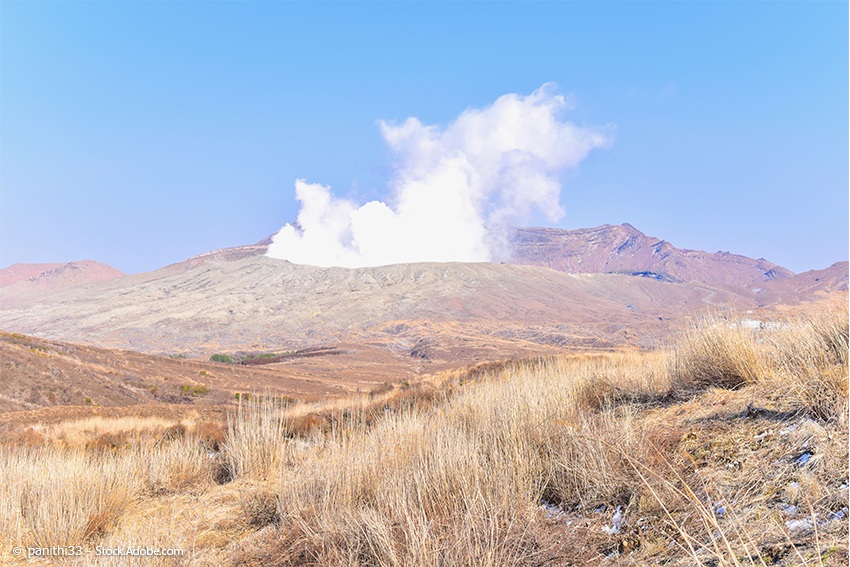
[1,1,846,274]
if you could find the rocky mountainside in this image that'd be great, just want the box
[759,261,849,305]
[253,224,846,305]
[0,254,759,357]
[510,224,794,291]
[202,225,850,300]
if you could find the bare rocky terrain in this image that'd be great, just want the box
[0,254,754,355]
[509,224,847,305]
[511,224,792,290]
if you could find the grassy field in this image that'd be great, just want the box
[1,298,847,566]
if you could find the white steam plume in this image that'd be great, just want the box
[266,83,610,267]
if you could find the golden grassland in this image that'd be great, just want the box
[1,298,847,566]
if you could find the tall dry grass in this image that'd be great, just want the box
[0,433,214,557]
[0,299,846,565]
[762,301,849,425]
[254,302,847,565]
[668,300,848,424]
[669,313,766,393]
[224,396,297,481]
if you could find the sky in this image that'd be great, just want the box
[1,2,846,274]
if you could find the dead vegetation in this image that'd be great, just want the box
[0,298,847,566]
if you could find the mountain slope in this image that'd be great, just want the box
[1,224,843,363]
[759,261,849,305]
[251,224,811,300]
[0,331,398,415]
[510,224,794,291]
[0,254,755,357]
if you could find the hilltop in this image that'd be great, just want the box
[0,260,125,297]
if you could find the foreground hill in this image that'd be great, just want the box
[1,301,845,566]
[0,330,406,418]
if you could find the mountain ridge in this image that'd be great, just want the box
[509,223,795,289]
[3,223,845,314]
[0,260,124,288]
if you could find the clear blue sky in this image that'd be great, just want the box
[1,1,846,274]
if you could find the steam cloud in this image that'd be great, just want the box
[266,84,611,267]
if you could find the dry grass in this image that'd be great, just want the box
[4,414,227,452]
[223,396,297,481]
[0,298,846,566]
[0,437,214,554]
[669,313,766,393]
[670,299,848,424]
[762,302,849,425]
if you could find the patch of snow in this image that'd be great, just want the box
[785,518,815,532]
[828,508,848,523]
[779,424,797,436]
[784,507,847,532]
[539,501,568,521]
[602,506,623,535]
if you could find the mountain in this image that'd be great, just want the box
[0,260,125,297]
[509,224,794,292]
[759,261,849,305]
[238,224,812,299]
[1,224,844,359]
[785,261,848,293]
[0,225,844,421]
[0,253,761,357]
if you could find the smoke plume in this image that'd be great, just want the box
[266,83,610,267]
